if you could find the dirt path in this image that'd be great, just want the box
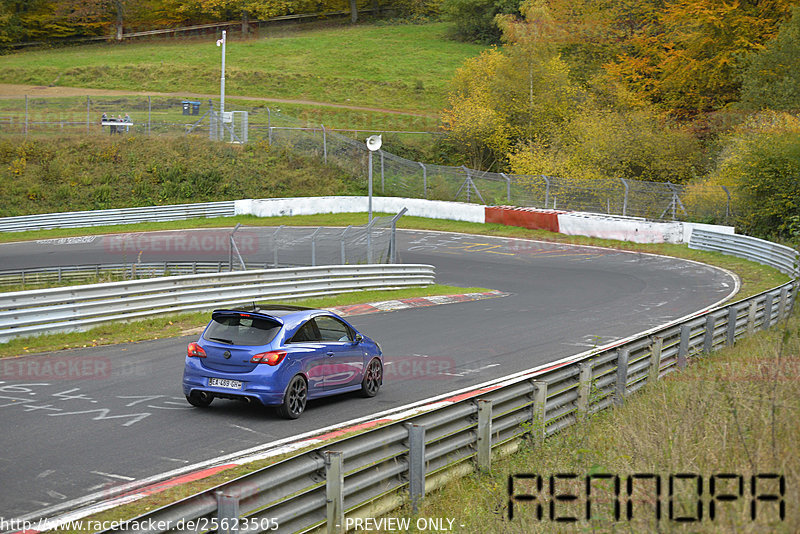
[0,84,436,118]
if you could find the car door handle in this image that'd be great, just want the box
[326,351,335,356]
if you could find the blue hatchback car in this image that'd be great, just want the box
[182,305,383,419]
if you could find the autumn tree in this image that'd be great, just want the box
[442,1,583,170]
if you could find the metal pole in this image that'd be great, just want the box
[620,177,629,217]
[368,150,373,223]
[380,150,385,194]
[325,451,345,534]
[25,95,28,138]
[500,173,511,203]
[408,424,426,514]
[216,491,240,534]
[532,381,547,442]
[148,96,151,135]
[543,175,550,208]
[86,95,90,134]
[219,30,226,142]
[649,337,663,384]
[322,124,327,164]
[340,225,351,264]
[418,162,427,199]
[267,108,272,145]
[576,362,592,417]
[476,399,492,472]
[614,348,629,406]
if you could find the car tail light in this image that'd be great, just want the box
[187,342,207,358]
[251,350,287,366]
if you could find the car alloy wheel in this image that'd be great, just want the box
[278,375,307,419]
[361,359,382,398]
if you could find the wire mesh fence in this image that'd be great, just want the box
[0,95,732,222]
[235,215,398,269]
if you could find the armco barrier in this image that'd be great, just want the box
[0,201,236,232]
[80,231,796,534]
[690,228,799,277]
[0,265,435,343]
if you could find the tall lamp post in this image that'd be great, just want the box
[216,30,227,141]
[365,135,382,222]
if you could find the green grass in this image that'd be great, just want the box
[0,23,486,114]
[389,308,800,532]
[0,135,365,216]
[0,284,488,359]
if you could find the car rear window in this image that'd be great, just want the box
[203,314,281,346]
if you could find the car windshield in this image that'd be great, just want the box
[203,314,281,346]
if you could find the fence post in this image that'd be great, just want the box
[311,227,322,267]
[389,208,407,265]
[543,175,550,208]
[419,162,427,199]
[619,177,629,217]
[649,336,663,384]
[703,314,716,353]
[25,95,28,137]
[267,108,272,145]
[148,95,151,135]
[380,150,385,194]
[678,323,690,369]
[500,173,511,203]
[340,225,351,265]
[476,399,492,472]
[272,225,283,268]
[366,218,375,264]
[322,124,327,164]
[407,423,426,514]
[721,185,732,221]
[614,348,629,406]
[532,381,548,441]
[325,451,345,534]
[576,362,593,417]
[726,307,737,346]
[747,300,758,335]
[216,491,240,534]
[778,287,789,320]
[86,95,90,135]
[763,293,774,329]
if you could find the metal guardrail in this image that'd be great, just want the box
[0,201,236,232]
[0,261,267,289]
[89,231,796,533]
[0,264,435,343]
[689,229,799,277]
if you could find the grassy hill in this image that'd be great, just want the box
[0,23,485,116]
[0,135,363,216]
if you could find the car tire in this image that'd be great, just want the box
[185,391,213,408]
[277,375,307,419]
[360,358,382,398]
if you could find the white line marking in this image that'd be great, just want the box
[90,471,135,481]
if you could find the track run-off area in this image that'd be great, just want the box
[0,228,737,521]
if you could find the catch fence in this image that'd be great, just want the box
[0,96,731,222]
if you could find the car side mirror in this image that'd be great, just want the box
[354,333,364,344]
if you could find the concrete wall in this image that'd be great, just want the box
[236,197,486,224]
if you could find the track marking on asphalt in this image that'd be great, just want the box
[36,470,55,479]
[90,471,135,481]
[438,363,500,377]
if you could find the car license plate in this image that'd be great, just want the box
[209,378,242,389]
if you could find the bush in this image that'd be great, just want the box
[701,112,800,237]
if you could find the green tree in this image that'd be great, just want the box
[739,6,800,111]
[443,0,521,44]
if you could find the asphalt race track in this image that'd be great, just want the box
[0,229,736,520]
